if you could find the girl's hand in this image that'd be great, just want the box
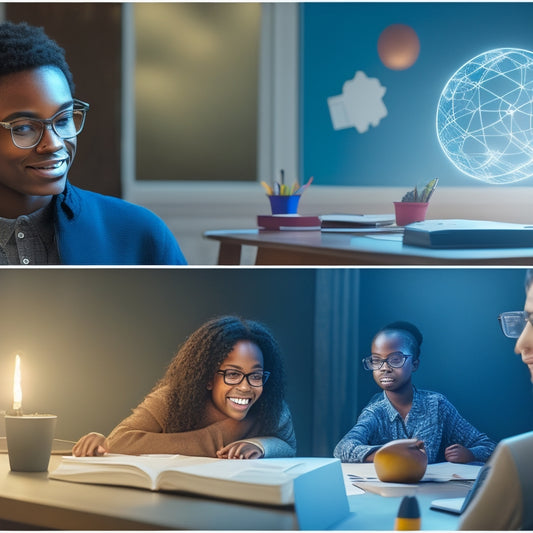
[364,451,377,463]
[72,432,108,457]
[216,441,264,459]
[444,443,475,464]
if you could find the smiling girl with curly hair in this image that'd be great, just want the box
[73,316,296,459]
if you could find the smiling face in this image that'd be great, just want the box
[0,66,76,217]
[208,340,265,421]
[515,283,533,382]
[371,331,419,393]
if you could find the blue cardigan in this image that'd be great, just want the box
[53,183,187,265]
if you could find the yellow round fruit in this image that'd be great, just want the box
[374,439,428,483]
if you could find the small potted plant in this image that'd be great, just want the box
[393,178,439,226]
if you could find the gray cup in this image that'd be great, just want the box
[5,415,57,472]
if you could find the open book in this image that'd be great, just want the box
[49,454,346,510]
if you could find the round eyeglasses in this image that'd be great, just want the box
[216,369,270,387]
[362,352,413,371]
[0,99,89,149]
[498,311,533,338]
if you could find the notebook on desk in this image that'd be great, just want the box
[320,214,396,229]
[403,220,533,248]
[431,464,491,515]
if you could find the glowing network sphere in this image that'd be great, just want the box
[436,48,533,184]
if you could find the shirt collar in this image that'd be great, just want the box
[54,180,79,220]
[381,386,419,421]
[0,202,55,248]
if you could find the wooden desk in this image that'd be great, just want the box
[340,476,466,531]
[0,455,297,530]
[204,229,533,265]
[0,454,465,530]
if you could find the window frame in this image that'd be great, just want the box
[121,3,299,204]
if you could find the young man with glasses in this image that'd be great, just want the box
[334,321,495,464]
[459,270,533,530]
[0,21,186,264]
[499,269,533,382]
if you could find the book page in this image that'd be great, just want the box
[50,455,343,506]
[50,454,217,491]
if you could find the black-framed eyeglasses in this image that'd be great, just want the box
[0,99,89,149]
[362,352,413,371]
[498,311,533,338]
[216,369,270,387]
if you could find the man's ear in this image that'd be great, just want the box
[412,357,420,371]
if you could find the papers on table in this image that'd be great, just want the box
[341,462,481,497]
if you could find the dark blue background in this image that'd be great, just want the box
[355,268,532,443]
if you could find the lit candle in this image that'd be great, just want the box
[13,354,22,413]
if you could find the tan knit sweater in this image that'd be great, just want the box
[106,386,296,458]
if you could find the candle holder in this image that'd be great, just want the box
[4,414,57,472]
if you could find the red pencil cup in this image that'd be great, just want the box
[393,202,429,226]
[268,195,300,215]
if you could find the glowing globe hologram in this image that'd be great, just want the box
[436,48,533,184]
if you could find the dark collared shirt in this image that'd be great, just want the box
[334,388,496,463]
[0,203,60,265]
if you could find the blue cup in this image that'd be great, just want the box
[268,195,300,215]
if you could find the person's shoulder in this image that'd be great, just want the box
[142,385,171,408]
[415,388,446,399]
[368,391,385,404]
[71,186,164,223]
[56,184,187,265]
[415,388,450,405]
[362,391,388,412]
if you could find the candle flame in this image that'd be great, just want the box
[13,354,22,411]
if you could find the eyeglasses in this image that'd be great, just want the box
[216,369,270,387]
[0,99,89,149]
[362,352,413,371]
[498,311,533,338]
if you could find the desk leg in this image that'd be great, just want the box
[255,248,354,265]
[217,242,243,265]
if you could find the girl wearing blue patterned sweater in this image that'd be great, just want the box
[334,321,496,464]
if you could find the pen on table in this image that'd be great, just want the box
[394,495,421,530]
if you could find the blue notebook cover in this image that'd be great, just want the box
[403,220,533,249]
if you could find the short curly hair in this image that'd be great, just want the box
[159,316,287,436]
[374,320,423,360]
[0,21,74,94]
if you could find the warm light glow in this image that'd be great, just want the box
[378,24,420,71]
[13,354,22,411]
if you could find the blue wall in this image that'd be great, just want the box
[301,2,533,188]
[353,268,533,443]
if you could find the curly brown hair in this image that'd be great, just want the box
[158,316,286,435]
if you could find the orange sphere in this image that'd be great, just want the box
[374,439,428,483]
[378,24,420,70]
